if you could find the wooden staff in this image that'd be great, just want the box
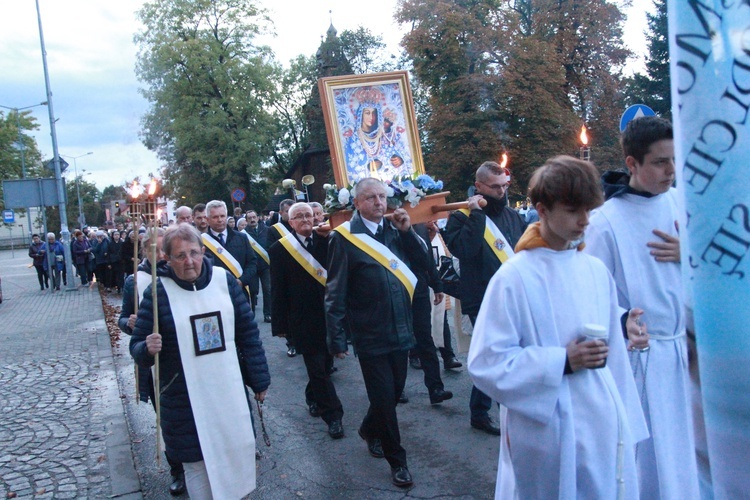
[132,209,141,404]
[381,198,487,220]
[150,209,162,466]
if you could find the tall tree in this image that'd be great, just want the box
[44,176,103,232]
[627,0,670,119]
[135,0,277,205]
[0,110,44,210]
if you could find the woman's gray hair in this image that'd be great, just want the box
[163,223,203,257]
[141,227,165,244]
[46,232,55,240]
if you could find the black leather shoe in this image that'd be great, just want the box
[169,473,186,496]
[308,402,321,417]
[429,388,453,405]
[264,315,271,323]
[397,392,409,404]
[287,346,297,357]
[443,357,463,369]
[409,357,422,370]
[358,428,384,458]
[391,466,413,488]
[328,419,344,439]
[471,418,501,436]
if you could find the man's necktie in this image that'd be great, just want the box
[305,237,313,250]
[375,225,384,244]
[218,232,225,245]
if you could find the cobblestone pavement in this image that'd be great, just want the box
[0,251,139,499]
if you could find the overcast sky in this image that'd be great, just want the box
[0,0,654,191]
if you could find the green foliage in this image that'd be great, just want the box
[44,176,104,232]
[339,27,397,74]
[0,111,44,210]
[626,0,670,119]
[397,0,632,199]
[135,0,278,206]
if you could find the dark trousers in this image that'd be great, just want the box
[110,262,124,291]
[468,314,492,421]
[34,265,48,288]
[358,349,409,469]
[302,350,343,424]
[95,264,107,285]
[438,311,456,360]
[251,268,271,317]
[76,263,89,285]
[411,293,444,393]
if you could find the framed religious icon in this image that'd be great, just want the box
[190,311,226,356]
[319,71,425,187]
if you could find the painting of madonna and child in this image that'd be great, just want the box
[319,71,426,187]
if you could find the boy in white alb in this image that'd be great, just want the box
[585,117,700,498]
[468,156,648,499]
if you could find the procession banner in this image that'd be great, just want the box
[668,3,750,497]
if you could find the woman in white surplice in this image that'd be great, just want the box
[131,224,270,500]
[468,157,649,499]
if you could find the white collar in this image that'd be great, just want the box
[360,217,383,236]
[210,228,227,241]
[295,232,313,246]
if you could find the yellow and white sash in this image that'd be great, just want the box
[278,234,327,286]
[334,221,418,301]
[459,209,514,263]
[242,231,270,265]
[201,233,243,279]
[272,222,291,238]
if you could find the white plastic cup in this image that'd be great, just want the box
[583,323,608,369]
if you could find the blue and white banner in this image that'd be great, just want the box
[669,2,750,498]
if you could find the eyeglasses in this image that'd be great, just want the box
[479,180,510,192]
[170,249,202,262]
[291,213,313,221]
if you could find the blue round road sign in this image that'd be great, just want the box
[231,188,246,202]
[620,104,656,132]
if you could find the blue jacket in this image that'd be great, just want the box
[41,241,65,271]
[129,258,270,463]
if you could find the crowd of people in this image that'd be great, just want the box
[34,115,696,499]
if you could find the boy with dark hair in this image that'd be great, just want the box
[585,116,700,498]
[469,156,648,499]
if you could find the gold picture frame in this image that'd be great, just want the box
[319,71,425,187]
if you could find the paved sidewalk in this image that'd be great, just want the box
[0,250,140,499]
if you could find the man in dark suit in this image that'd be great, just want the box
[202,200,258,300]
[444,161,527,435]
[266,199,296,356]
[270,202,344,439]
[245,210,272,322]
[326,178,429,488]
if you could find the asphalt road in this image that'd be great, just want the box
[107,291,499,499]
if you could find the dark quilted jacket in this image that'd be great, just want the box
[129,258,270,463]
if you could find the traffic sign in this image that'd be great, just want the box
[231,188,246,202]
[3,210,14,224]
[45,157,69,173]
[620,104,656,132]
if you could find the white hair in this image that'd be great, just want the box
[288,202,312,219]
[206,200,227,213]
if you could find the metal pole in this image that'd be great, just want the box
[35,0,75,291]
[15,111,34,244]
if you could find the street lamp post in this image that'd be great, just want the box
[0,101,48,242]
[61,152,93,228]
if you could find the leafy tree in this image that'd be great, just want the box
[626,0,670,119]
[397,0,632,199]
[339,27,397,74]
[135,0,278,206]
[0,110,44,211]
[44,176,103,232]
